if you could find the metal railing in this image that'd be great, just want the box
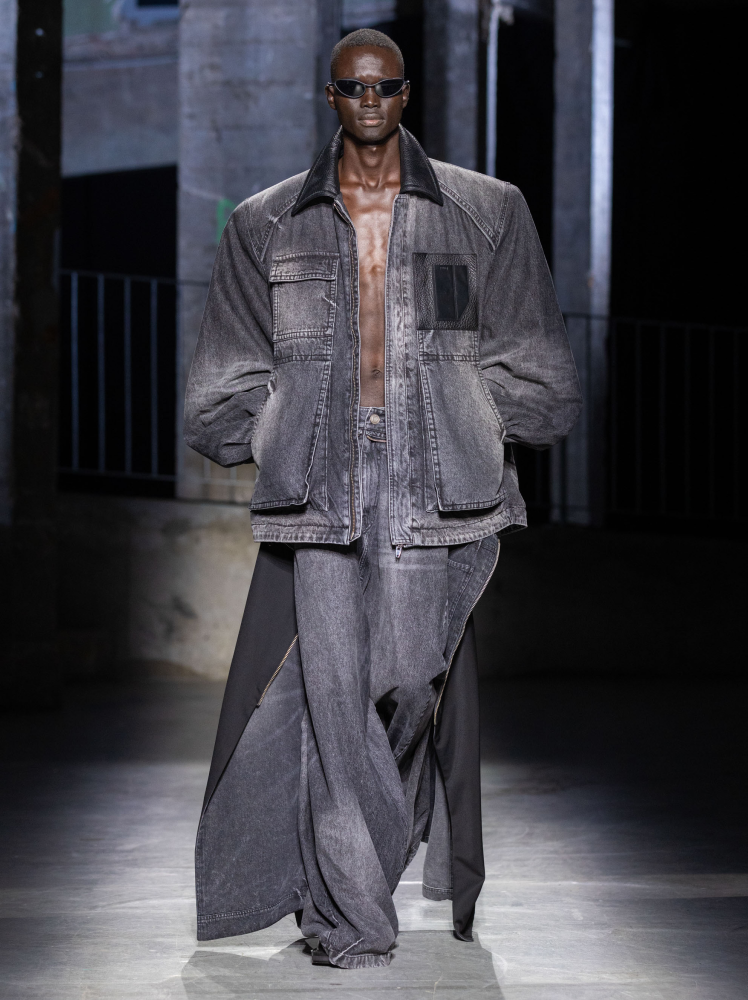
[608,316,745,526]
[538,314,747,529]
[58,270,177,487]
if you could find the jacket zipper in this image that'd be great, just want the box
[256,634,298,707]
[382,195,399,550]
[433,540,500,725]
[335,200,359,542]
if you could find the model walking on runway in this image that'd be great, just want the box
[185,28,581,969]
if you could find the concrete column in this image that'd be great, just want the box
[316,0,342,152]
[423,0,480,169]
[177,0,319,503]
[0,0,18,529]
[0,0,63,704]
[552,0,613,525]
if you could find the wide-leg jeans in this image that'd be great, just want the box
[293,406,451,968]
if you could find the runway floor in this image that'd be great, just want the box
[1,674,747,999]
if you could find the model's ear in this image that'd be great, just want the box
[401,82,410,109]
[326,84,337,111]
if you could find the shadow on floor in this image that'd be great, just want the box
[182,932,504,998]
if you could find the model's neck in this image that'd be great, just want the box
[338,127,401,190]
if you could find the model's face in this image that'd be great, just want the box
[326,46,409,144]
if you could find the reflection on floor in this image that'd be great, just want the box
[0,675,746,999]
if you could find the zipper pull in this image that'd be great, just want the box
[395,545,403,560]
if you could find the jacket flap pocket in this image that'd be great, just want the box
[271,253,339,339]
[270,252,338,283]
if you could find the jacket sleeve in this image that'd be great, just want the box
[480,184,582,449]
[183,205,274,467]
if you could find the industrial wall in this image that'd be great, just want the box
[57,494,258,679]
[61,1,178,177]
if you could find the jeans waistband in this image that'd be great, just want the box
[358,405,386,441]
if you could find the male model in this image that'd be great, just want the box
[185,29,581,969]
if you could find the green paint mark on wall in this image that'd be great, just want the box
[216,198,237,244]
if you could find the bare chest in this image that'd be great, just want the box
[340,187,398,405]
[344,199,395,289]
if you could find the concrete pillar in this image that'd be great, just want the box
[552,0,613,525]
[0,0,18,530]
[316,0,342,152]
[0,0,63,704]
[423,0,480,169]
[177,0,320,503]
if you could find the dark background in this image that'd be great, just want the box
[61,165,177,278]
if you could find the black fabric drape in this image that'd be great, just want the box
[433,617,484,940]
[202,543,297,813]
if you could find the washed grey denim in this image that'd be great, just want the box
[293,407,454,968]
[184,127,582,548]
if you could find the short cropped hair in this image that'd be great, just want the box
[330,29,404,80]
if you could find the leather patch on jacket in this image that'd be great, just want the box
[413,253,478,330]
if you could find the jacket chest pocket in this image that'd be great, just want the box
[270,252,338,342]
[249,253,338,511]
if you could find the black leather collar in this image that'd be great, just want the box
[291,125,443,216]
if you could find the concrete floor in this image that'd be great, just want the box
[1,675,747,999]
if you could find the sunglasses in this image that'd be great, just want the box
[331,78,409,99]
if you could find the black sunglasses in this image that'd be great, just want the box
[331,78,409,99]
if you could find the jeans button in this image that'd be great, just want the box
[369,413,380,425]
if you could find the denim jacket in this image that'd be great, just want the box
[184,127,582,547]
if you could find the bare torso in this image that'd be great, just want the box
[339,163,399,407]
